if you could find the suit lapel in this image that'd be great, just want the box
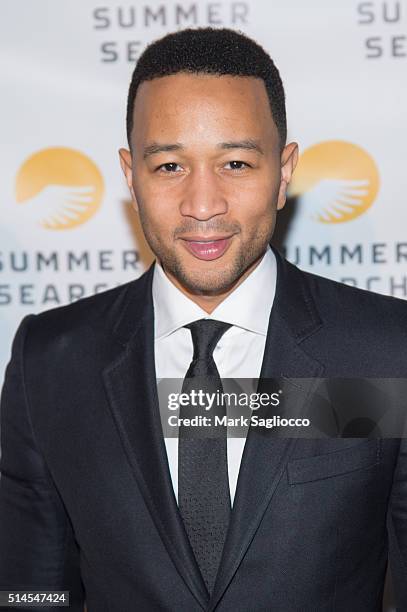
[102,264,209,609]
[208,248,325,611]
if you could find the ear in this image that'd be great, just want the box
[119,148,139,212]
[277,142,299,211]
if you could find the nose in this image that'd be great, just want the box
[179,166,228,220]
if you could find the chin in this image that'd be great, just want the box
[178,267,242,296]
[160,245,258,295]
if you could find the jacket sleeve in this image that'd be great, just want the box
[0,316,85,611]
[388,437,407,611]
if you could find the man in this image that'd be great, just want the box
[0,27,406,611]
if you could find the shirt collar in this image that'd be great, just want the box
[152,245,276,340]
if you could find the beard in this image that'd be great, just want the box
[138,210,275,296]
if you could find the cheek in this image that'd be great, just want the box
[139,203,173,236]
[230,171,279,205]
[231,183,275,222]
[137,206,172,254]
[138,177,182,219]
[134,185,176,229]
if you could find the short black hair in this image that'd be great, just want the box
[126,27,287,149]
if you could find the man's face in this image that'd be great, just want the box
[120,72,298,298]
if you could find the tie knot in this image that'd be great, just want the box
[184,319,232,361]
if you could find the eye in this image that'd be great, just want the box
[156,162,183,173]
[224,161,251,171]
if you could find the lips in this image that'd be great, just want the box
[180,236,233,261]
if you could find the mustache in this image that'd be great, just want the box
[173,220,241,238]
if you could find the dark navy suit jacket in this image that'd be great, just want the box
[1,248,407,611]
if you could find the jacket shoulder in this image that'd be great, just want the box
[303,267,407,327]
[24,268,152,354]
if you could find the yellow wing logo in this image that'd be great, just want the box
[289,141,380,223]
[15,147,104,230]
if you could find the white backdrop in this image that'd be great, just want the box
[1,0,406,373]
[1,1,406,607]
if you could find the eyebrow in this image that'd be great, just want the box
[142,139,264,159]
[217,139,264,155]
[143,142,183,159]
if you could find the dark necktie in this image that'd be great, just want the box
[178,319,232,594]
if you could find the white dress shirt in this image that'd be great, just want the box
[152,245,276,506]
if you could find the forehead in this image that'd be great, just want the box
[131,72,277,144]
